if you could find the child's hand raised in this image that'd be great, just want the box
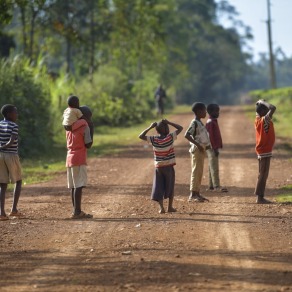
[150,122,157,128]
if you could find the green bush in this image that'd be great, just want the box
[0,57,53,157]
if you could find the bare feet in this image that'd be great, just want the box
[159,208,166,214]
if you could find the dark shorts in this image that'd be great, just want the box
[151,166,175,201]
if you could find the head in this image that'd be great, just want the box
[79,105,92,122]
[67,95,79,108]
[191,102,207,119]
[1,104,18,122]
[207,103,220,118]
[256,103,269,117]
[156,120,169,136]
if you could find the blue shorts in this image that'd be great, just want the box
[151,165,175,201]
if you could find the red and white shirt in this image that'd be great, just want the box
[147,132,177,168]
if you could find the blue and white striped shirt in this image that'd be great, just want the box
[0,119,19,154]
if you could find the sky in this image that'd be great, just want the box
[217,0,292,60]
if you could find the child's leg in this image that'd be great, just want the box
[207,150,220,188]
[167,196,176,212]
[190,150,205,193]
[0,183,8,217]
[11,180,22,213]
[158,200,165,213]
[255,157,270,198]
[73,187,83,215]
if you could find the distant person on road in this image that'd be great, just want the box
[206,104,228,193]
[254,99,276,204]
[139,119,183,213]
[0,104,23,221]
[154,85,166,117]
[62,95,83,131]
[66,105,94,219]
[185,102,210,203]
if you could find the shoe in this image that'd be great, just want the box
[256,197,272,204]
[214,187,228,193]
[188,194,209,202]
[9,211,24,217]
[71,211,93,219]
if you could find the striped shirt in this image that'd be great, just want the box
[0,119,19,154]
[147,132,177,168]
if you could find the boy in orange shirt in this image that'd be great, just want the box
[254,99,276,204]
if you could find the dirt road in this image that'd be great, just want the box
[1,106,291,292]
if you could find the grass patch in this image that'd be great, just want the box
[275,194,292,203]
[275,184,292,203]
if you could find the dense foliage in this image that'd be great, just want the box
[2,0,289,157]
[0,57,52,157]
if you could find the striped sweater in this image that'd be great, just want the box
[0,119,19,154]
[147,132,177,168]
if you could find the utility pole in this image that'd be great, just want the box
[267,0,277,89]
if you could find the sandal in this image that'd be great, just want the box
[9,211,24,217]
[71,211,93,219]
[0,215,9,221]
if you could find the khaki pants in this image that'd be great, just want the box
[207,149,220,188]
[190,148,205,192]
[255,157,271,197]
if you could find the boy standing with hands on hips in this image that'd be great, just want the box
[185,102,210,203]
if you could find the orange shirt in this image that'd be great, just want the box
[66,119,91,167]
[255,114,275,158]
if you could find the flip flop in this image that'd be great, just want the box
[9,211,24,217]
[0,215,9,221]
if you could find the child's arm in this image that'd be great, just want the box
[184,132,204,152]
[0,134,17,150]
[162,119,183,135]
[138,122,157,141]
[257,100,276,118]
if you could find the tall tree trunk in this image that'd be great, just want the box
[89,0,95,83]
[20,5,27,55]
[29,8,37,63]
[66,36,71,73]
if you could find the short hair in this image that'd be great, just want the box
[67,95,79,107]
[207,103,219,114]
[80,105,92,119]
[156,121,168,135]
[1,104,16,118]
[256,103,268,115]
[191,102,206,114]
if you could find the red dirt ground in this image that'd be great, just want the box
[0,106,291,292]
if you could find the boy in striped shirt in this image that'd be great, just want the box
[0,104,22,220]
[139,119,183,213]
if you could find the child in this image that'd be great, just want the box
[66,105,93,219]
[62,95,83,131]
[254,99,276,204]
[0,104,23,220]
[206,104,228,192]
[185,102,210,202]
[139,119,183,213]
